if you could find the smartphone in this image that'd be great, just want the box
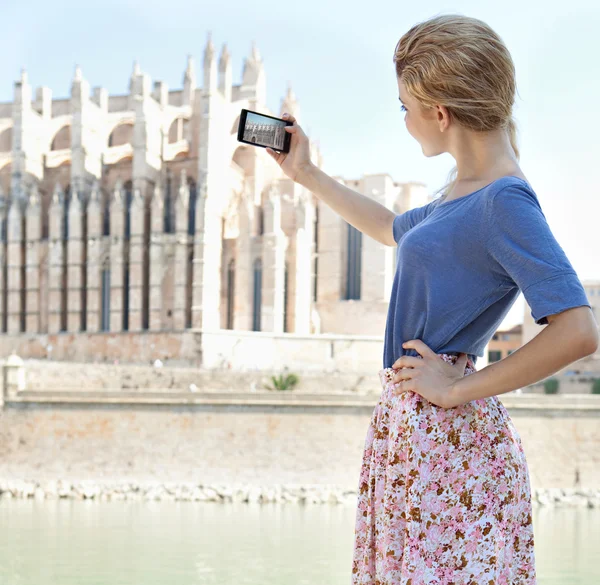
[237,108,293,153]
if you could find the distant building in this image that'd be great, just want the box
[522,280,600,351]
[0,35,432,364]
[488,324,522,363]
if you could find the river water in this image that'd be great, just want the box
[0,499,597,584]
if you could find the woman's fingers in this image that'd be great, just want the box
[392,367,414,384]
[282,112,296,123]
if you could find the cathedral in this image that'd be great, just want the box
[0,34,432,364]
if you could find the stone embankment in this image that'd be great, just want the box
[0,480,598,508]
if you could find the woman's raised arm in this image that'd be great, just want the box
[266,113,397,247]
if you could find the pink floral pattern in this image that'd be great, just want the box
[351,353,536,584]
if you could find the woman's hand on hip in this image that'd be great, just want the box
[391,340,469,409]
[266,113,314,185]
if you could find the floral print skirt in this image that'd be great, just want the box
[351,353,536,584]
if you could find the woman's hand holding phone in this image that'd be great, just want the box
[266,113,314,185]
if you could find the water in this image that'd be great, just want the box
[0,499,598,584]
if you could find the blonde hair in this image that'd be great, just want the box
[393,14,519,199]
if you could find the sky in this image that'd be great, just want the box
[1,0,599,328]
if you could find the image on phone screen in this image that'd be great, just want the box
[237,109,292,153]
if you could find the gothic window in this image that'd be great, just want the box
[108,123,133,148]
[345,223,362,300]
[226,259,235,330]
[313,204,319,302]
[102,190,110,236]
[60,185,71,332]
[51,126,71,150]
[258,206,264,235]
[283,261,289,333]
[19,214,25,332]
[124,181,133,241]
[0,128,12,152]
[168,118,190,143]
[252,258,262,331]
[0,212,6,243]
[122,180,133,331]
[187,179,197,236]
[164,172,174,233]
[62,185,71,240]
[101,266,111,331]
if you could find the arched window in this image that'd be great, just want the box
[252,258,262,331]
[0,128,12,152]
[102,190,110,236]
[163,171,174,233]
[122,180,133,331]
[187,179,197,236]
[51,126,71,150]
[168,118,190,143]
[124,180,133,241]
[108,123,133,148]
[283,261,289,333]
[258,206,264,235]
[345,223,362,300]
[313,204,319,302]
[62,185,71,240]
[60,185,71,332]
[226,259,235,330]
[101,265,111,331]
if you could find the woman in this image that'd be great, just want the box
[267,14,598,584]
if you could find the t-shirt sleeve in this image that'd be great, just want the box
[392,199,438,244]
[486,184,590,325]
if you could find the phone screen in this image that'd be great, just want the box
[237,109,292,153]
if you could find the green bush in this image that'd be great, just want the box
[266,372,299,391]
[543,378,559,394]
[591,378,600,394]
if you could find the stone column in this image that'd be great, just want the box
[127,188,145,331]
[261,187,288,332]
[25,185,42,332]
[6,201,23,333]
[294,191,315,334]
[70,66,102,195]
[47,185,65,333]
[191,186,222,331]
[130,65,161,327]
[149,183,164,330]
[109,182,125,331]
[193,39,226,332]
[66,191,83,331]
[11,70,44,205]
[233,195,253,330]
[173,172,189,330]
[85,182,103,332]
[316,197,344,302]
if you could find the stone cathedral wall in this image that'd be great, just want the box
[0,40,433,367]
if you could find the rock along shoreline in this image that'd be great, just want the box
[0,480,599,507]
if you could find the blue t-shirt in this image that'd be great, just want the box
[383,175,591,368]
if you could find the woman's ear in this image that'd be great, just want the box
[436,105,451,133]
